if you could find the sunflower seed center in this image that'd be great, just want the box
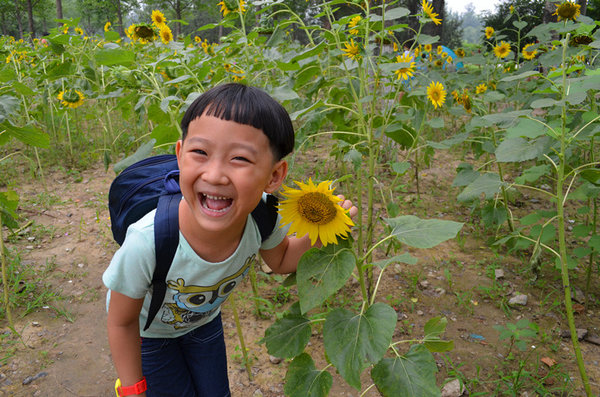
[297,192,337,225]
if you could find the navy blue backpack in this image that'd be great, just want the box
[108,154,278,330]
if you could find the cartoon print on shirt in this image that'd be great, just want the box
[160,255,256,329]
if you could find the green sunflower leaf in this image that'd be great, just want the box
[371,345,440,397]
[261,302,311,359]
[283,353,332,397]
[323,303,397,390]
[384,215,463,248]
[297,240,355,314]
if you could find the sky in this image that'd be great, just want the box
[446,0,501,15]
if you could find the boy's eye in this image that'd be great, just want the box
[233,156,251,162]
[193,149,207,155]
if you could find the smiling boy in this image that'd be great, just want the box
[103,83,355,397]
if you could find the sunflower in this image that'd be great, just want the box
[422,0,442,25]
[159,24,173,44]
[61,24,69,34]
[348,15,361,35]
[451,90,460,101]
[493,41,511,58]
[151,10,166,27]
[485,26,494,39]
[510,5,515,14]
[133,24,156,42]
[104,22,111,32]
[427,81,446,109]
[57,90,85,109]
[461,93,472,113]
[476,83,487,94]
[436,45,443,55]
[75,27,84,35]
[394,53,416,81]
[434,59,443,67]
[278,179,354,246]
[522,43,538,60]
[217,0,246,17]
[554,1,580,21]
[231,68,245,82]
[342,39,361,60]
[424,44,432,52]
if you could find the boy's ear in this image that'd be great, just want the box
[264,160,288,193]
[175,140,183,164]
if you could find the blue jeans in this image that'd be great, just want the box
[141,313,231,397]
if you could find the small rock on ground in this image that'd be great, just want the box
[441,379,464,397]
[508,294,528,306]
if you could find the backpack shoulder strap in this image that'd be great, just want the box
[251,194,279,243]
[144,191,181,331]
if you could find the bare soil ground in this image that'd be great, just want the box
[1,151,599,396]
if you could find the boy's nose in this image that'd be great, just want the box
[201,161,228,184]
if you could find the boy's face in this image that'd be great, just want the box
[176,114,287,236]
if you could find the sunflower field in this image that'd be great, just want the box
[1,0,600,396]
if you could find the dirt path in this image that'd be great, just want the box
[1,158,599,396]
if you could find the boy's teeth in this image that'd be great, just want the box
[202,194,232,212]
[206,194,228,200]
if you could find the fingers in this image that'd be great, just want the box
[336,195,358,218]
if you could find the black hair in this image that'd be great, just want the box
[180,83,295,161]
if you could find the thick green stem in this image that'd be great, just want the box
[249,256,263,317]
[556,34,591,396]
[0,215,15,332]
[490,128,514,232]
[229,293,253,381]
[584,197,597,310]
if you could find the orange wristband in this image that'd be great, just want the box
[115,377,147,396]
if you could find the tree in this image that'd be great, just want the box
[56,0,62,21]
[481,0,546,45]
[460,3,483,44]
[588,0,600,19]
[441,8,463,48]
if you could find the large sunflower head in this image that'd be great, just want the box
[394,53,416,81]
[131,24,156,42]
[554,1,581,21]
[151,10,166,27]
[278,179,354,246]
[485,26,494,39]
[493,41,511,58]
[57,89,85,109]
[426,81,446,109]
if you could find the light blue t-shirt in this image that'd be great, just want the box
[103,203,288,338]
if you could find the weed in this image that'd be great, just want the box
[0,250,67,321]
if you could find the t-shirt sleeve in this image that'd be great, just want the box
[260,214,290,250]
[102,225,155,299]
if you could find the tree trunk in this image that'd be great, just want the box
[114,0,125,36]
[175,0,182,38]
[56,0,62,21]
[577,0,587,15]
[26,0,35,37]
[14,0,24,39]
[543,1,556,23]
[406,0,420,46]
[423,0,444,40]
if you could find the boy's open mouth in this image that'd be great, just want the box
[200,194,233,213]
